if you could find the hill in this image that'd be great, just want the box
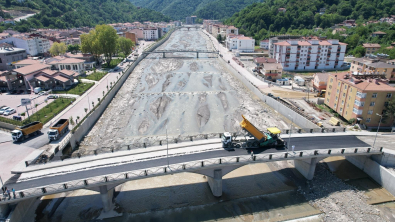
[129,0,262,20]
[225,0,395,39]
[0,0,170,32]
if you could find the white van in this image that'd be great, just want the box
[34,87,42,94]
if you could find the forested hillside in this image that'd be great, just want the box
[129,0,262,20]
[226,0,395,39]
[0,0,170,32]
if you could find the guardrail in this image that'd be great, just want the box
[0,146,382,204]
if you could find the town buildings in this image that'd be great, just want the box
[0,47,27,71]
[225,35,255,52]
[260,40,269,49]
[143,28,159,40]
[0,35,51,56]
[254,57,283,80]
[274,39,347,71]
[362,43,381,55]
[350,57,395,81]
[325,72,395,127]
[268,35,302,58]
[312,73,329,91]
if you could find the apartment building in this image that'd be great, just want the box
[274,39,347,71]
[211,24,227,39]
[363,43,381,55]
[268,35,302,58]
[350,57,395,81]
[225,35,255,52]
[143,28,159,40]
[325,72,395,127]
[0,47,27,71]
[0,35,50,56]
[226,26,238,37]
[260,40,269,49]
[312,73,329,91]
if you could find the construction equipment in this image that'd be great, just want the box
[329,117,340,126]
[222,115,284,148]
[12,121,43,142]
[47,119,69,141]
[315,90,326,98]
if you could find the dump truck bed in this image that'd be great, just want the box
[52,119,68,128]
[240,115,266,141]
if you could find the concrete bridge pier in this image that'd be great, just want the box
[163,52,165,58]
[294,157,322,180]
[99,185,114,212]
[207,169,222,197]
[197,52,199,58]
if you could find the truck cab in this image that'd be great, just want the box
[222,132,232,148]
[11,130,23,142]
[47,129,59,141]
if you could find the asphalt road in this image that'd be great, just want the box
[9,135,369,191]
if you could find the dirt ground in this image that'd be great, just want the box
[77,30,289,155]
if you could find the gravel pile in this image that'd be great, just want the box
[298,163,384,221]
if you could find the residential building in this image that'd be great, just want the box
[211,24,227,39]
[225,35,255,52]
[274,39,347,71]
[253,57,276,66]
[64,53,96,70]
[268,35,302,58]
[312,73,329,91]
[14,58,43,69]
[226,26,238,37]
[185,17,193,25]
[0,35,51,56]
[13,63,51,90]
[259,62,283,81]
[371,31,387,37]
[125,32,138,44]
[3,19,14,25]
[362,43,381,55]
[0,47,27,71]
[325,72,395,127]
[260,40,269,49]
[350,57,395,81]
[319,8,326,14]
[128,29,144,40]
[143,28,159,40]
[278,8,286,13]
[46,56,85,74]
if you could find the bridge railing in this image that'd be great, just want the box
[2,147,382,204]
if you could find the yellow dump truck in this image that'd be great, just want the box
[315,90,326,98]
[48,119,69,141]
[222,115,284,148]
[12,121,43,142]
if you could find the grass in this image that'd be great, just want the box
[53,82,95,96]
[315,103,333,113]
[287,68,351,76]
[82,71,108,81]
[0,98,75,126]
[102,58,122,69]
[254,46,261,50]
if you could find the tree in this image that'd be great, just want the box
[67,44,80,54]
[384,100,395,128]
[117,37,134,58]
[216,34,222,42]
[353,46,366,57]
[80,30,101,63]
[95,24,118,66]
[49,42,67,56]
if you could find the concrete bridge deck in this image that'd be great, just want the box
[0,135,377,206]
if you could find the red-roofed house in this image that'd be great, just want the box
[312,73,329,91]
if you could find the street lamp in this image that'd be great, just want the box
[166,125,169,168]
[288,114,294,153]
[373,113,383,149]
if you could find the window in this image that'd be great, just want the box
[334,103,337,108]
[350,88,352,92]
[354,100,364,107]
[342,100,344,105]
[344,85,347,90]
[337,89,339,94]
[328,92,331,96]
[336,96,338,100]
[366,118,371,123]
[372,93,377,98]
[330,78,333,83]
[338,82,341,86]
[348,96,351,100]
[353,108,362,115]
[343,93,346,98]
[356,91,367,98]
[370,102,375,106]
[386,93,392,98]
[327,98,329,103]
[368,110,373,115]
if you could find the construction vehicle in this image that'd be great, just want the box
[12,121,43,142]
[47,119,69,141]
[315,90,326,98]
[329,117,340,126]
[222,115,285,148]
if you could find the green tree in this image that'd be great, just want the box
[80,30,101,63]
[353,46,366,57]
[96,24,118,66]
[216,34,222,42]
[49,42,67,56]
[67,44,80,54]
[117,37,134,58]
[384,100,395,128]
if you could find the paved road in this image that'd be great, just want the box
[9,135,369,190]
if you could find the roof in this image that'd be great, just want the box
[318,41,332,46]
[260,40,269,42]
[15,59,42,65]
[53,75,69,82]
[48,58,84,64]
[58,70,77,76]
[363,43,381,48]
[372,31,387,35]
[263,63,283,70]
[332,72,395,92]
[227,26,237,29]
[0,76,6,82]
[274,41,291,46]
[254,57,276,64]
[314,73,329,82]
[35,75,50,82]
[14,64,51,75]
[41,69,56,76]
[366,62,395,69]
[298,41,311,46]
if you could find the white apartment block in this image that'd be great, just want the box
[260,40,269,49]
[274,39,347,71]
[143,28,159,40]
[225,35,255,53]
[0,36,50,56]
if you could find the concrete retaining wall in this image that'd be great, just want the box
[372,149,395,167]
[218,58,318,130]
[8,198,37,222]
[346,155,395,197]
[69,29,177,148]
[0,121,16,131]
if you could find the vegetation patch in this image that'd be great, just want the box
[82,71,108,81]
[102,59,123,69]
[53,82,95,96]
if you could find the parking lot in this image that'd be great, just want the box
[0,91,56,120]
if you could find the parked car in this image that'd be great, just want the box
[10,90,17,94]
[4,108,16,116]
[39,91,48,96]
[0,107,11,115]
[47,95,59,99]
[34,87,42,94]
[114,67,120,71]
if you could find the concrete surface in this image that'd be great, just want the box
[0,142,35,182]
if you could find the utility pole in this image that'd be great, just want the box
[166,125,169,168]
[373,113,383,149]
